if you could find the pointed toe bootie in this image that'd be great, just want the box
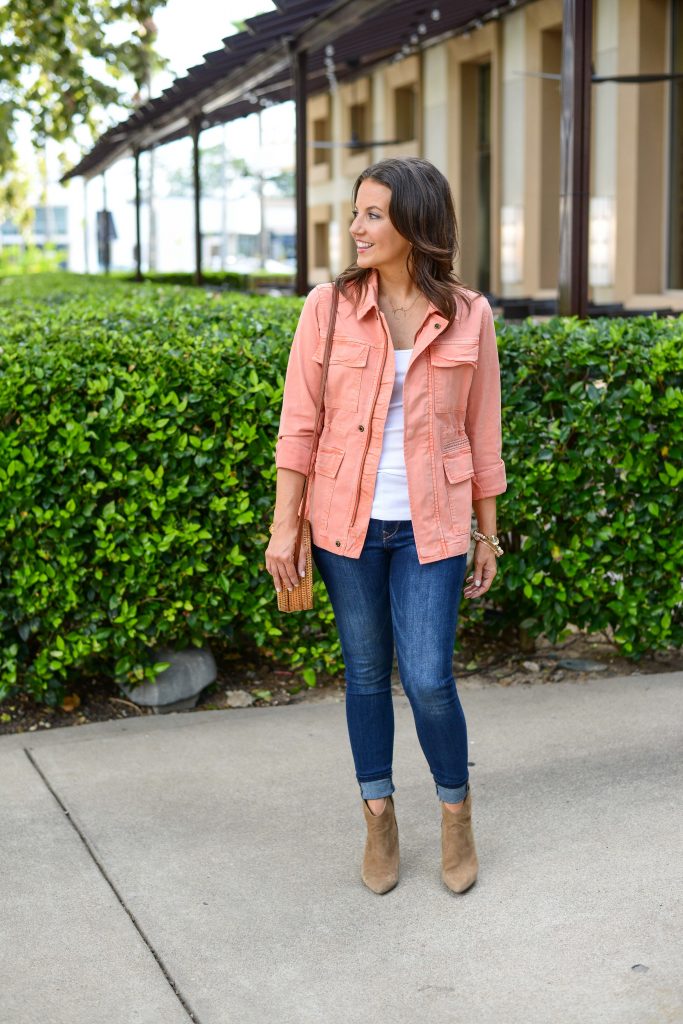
[360,794,399,894]
[441,784,479,894]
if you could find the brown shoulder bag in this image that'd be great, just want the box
[273,284,339,612]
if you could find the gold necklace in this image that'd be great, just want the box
[382,289,423,320]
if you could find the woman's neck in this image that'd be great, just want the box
[376,266,420,305]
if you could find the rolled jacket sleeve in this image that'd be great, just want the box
[465,300,507,500]
[275,285,324,475]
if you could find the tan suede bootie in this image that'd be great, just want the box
[441,784,478,893]
[360,794,399,894]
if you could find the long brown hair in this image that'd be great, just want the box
[336,157,482,328]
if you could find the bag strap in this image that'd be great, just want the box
[293,283,340,565]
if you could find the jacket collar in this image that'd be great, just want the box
[355,269,380,320]
[354,268,445,325]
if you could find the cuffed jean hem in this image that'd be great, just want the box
[358,777,396,800]
[435,779,469,803]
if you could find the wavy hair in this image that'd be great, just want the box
[335,157,482,328]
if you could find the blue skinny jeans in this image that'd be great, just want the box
[312,518,470,804]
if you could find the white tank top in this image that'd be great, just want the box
[370,347,412,520]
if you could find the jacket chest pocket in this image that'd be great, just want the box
[312,336,370,412]
[430,339,479,413]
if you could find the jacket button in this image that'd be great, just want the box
[358,424,365,431]
[335,540,341,547]
[434,322,441,329]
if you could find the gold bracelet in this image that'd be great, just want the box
[471,529,504,557]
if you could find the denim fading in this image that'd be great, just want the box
[312,518,470,804]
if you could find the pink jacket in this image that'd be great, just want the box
[275,269,506,564]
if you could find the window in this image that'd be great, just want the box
[313,116,331,167]
[476,63,492,294]
[314,221,329,269]
[2,205,68,236]
[34,206,68,235]
[668,0,683,287]
[394,84,417,141]
[349,102,369,150]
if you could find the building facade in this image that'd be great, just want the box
[306,0,683,311]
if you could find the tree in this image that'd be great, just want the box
[166,148,249,197]
[166,148,294,199]
[0,1,170,228]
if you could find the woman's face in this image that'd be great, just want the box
[350,178,412,273]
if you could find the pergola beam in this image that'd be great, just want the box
[558,0,593,317]
[191,115,203,286]
[291,0,394,53]
[133,149,142,281]
[292,46,309,296]
[73,0,395,182]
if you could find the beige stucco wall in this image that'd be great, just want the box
[447,22,501,295]
[615,0,670,306]
[305,0,681,308]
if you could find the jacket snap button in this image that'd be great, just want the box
[358,424,365,431]
[335,540,341,547]
[434,322,441,329]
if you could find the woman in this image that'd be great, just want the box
[265,157,506,896]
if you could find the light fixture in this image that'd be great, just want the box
[417,22,427,34]
[410,33,419,44]
[430,7,441,21]
[501,206,524,285]
[588,197,615,287]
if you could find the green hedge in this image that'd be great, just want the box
[497,312,682,655]
[0,273,681,705]
[0,244,64,276]
[0,273,335,705]
[113,269,295,291]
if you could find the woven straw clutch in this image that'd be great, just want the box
[275,518,313,612]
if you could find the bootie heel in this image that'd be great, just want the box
[360,794,399,894]
[441,784,478,893]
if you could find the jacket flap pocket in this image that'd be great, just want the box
[313,337,370,367]
[315,445,345,479]
[443,450,475,485]
[430,338,479,367]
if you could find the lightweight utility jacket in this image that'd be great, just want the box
[275,269,506,565]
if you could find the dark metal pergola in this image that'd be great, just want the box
[61,0,680,313]
[64,0,532,295]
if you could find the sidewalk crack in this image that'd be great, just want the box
[24,747,202,1024]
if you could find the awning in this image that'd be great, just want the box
[61,0,522,183]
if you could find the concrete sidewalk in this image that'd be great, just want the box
[1,672,681,1024]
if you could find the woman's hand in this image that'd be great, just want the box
[463,541,498,599]
[265,522,307,594]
